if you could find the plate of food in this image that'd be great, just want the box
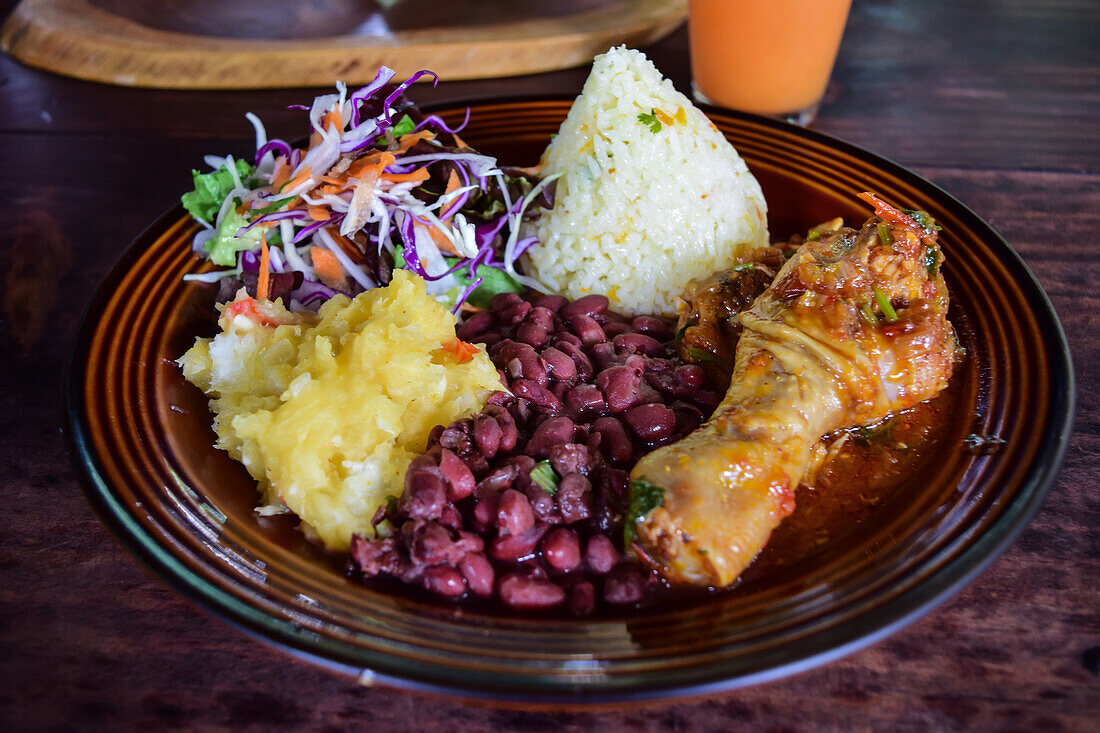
[65,48,1073,702]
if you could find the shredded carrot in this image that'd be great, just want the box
[396,130,435,153]
[270,157,290,190]
[282,167,313,193]
[310,246,347,289]
[384,167,430,184]
[307,205,329,221]
[451,132,469,150]
[321,107,343,133]
[441,338,478,364]
[347,151,396,179]
[858,192,924,234]
[256,241,271,300]
[654,108,675,126]
[440,169,462,216]
[325,227,363,262]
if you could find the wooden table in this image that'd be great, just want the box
[2,1,1097,729]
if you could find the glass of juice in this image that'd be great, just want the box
[688,0,853,126]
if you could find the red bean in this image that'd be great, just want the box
[498,572,566,608]
[535,294,568,312]
[454,531,485,555]
[603,321,629,338]
[569,580,596,616]
[624,403,676,442]
[603,563,646,604]
[524,484,558,523]
[497,488,535,535]
[554,341,593,381]
[502,301,532,326]
[526,416,575,457]
[438,505,462,530]
[672,402,704,435]
[457,310,495,341]
[597,365,643,413]
[552,332,583,349]
[422,565,467,597]
[674,363,706,387]
[557,473,593,524]
[549,443,591,477]
[564,384,607,415]
[517,321,550,348]
[489,523,548,562]
[490,292,524,311]
[408,521,456,565]
[511,379,562,412]
[560,294,609,320]
[473,415,502,459]
[542,528,582,572]
[591,416,634,464]
[585,534,618,575]
[630,315,674,341]
[485,405,519,452]
[487,390,512,406]
[400,467,447,520]
[590,342,616,372]
[473,487,500,531]
[567,314,606,346]
[540,346,577,383]
[459,552,495,597]
[525,306,555,330]
[613,332,664,356]
[439,448,475,500]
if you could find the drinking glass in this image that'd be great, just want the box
[689,0,853,126]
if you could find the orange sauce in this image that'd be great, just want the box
[688,0,853,116]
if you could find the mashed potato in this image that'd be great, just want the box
[525,46,769,317]
[178,270,502,550]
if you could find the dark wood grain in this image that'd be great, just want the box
[1,0,1097,730]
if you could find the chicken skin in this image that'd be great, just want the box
[629,194,958,587]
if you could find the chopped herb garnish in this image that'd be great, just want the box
[530,461,559,494]
[253,195,300,216]
[924,246,941,277]
[676,321,692,340]
[903,208,941,232]
[874,288,899,323]
[860,304,878,325]
[877,222,893,247]
[853,416,895,444]
[687,346,726,366]
[625,478,665,546]
[732,262,755,272]
[638,109,662,133]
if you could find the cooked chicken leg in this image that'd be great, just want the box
[629,193,958,587]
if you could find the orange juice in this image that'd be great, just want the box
[689,0,852,121]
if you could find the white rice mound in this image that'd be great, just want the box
[524,47,769,317]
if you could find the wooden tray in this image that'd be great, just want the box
[0,0,685,89]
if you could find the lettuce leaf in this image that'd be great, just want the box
[181,159,254,224]
[206,208,262,267]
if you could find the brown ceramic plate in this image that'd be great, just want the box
[65,99,1074,703]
